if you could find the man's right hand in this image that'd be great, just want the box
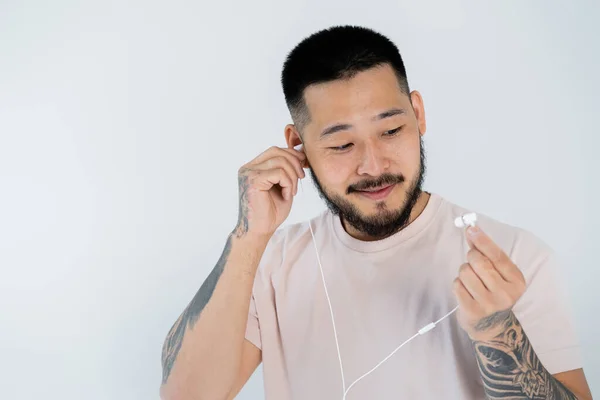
[233,146,306,239]
[160,146,305,400]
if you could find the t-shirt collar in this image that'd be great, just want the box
[330,192,443,253]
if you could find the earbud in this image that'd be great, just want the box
[293,142,308,169]
[454,212,477,228]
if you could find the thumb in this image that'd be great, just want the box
[282,186,292,201]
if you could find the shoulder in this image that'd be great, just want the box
[255,210,330,279]
[440,195,554,269]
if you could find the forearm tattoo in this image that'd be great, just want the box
[160,235,233,384]
[235,171,250,238]
[473,311,577,399]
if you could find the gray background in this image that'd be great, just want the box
[0,0,598,399]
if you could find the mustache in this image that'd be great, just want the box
[347,173,405,194]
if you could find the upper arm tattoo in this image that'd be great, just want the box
[160,235,233,384]
[473,311,577,399]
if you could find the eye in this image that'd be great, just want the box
[384,126,403,136]
[329,143,353,151]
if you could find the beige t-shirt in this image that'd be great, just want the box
[244,193,581,399]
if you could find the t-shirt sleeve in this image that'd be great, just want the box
[245,292,262,350]
[512,234,582,374]
[242,227,286,352]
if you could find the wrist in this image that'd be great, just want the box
[231,226,272,245]
[218,230,271,279]
[467,310,518,343]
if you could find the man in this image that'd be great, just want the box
[159,26,593,399]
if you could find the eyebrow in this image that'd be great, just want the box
[319,108,406,138]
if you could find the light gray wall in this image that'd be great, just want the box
[0,0,597,399]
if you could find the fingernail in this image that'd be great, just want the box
[467,226,480,237]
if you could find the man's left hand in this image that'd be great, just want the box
[452,225,527,342]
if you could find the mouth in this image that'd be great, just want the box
[356,184,396,201]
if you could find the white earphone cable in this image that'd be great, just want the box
[306,207,347,393]
[306,218,459,398]
[296,144,461,399]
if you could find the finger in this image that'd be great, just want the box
[453,277,476,308]
[466,226,507,264]
[281,147,307,162]
[281,147,308,173]
[279,150,306,180]
[257,168,293,200]
[466,226,516,282]
[255,149,305,182]
[250,146,281,165]
[282,186,291,201]
[466,248,505,290]
[254,156,301,195]
[458,263,489,304]
[282,147,309,170]
[252,146,305,170]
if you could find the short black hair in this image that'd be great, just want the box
[281,25,410,133]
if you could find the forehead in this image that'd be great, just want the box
[302,64,410,134]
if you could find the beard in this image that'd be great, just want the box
[309,136,426,239]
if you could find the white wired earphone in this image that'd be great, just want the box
[293,142,477,399]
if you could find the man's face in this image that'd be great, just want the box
[299,64,427,239]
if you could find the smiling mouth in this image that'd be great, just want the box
[356,184,396,200]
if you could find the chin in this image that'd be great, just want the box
[355,191,406,211]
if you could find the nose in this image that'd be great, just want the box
[356,141,390,177]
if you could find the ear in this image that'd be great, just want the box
[409,90,427,136]
[284,124,309,168]
[284,124,303,149]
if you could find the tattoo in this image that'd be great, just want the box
[160,235,233,384]
[473,312,577,399]
[235,172,250,237]
[474,309,513,332]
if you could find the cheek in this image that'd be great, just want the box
[391,136,422,174]
[400,153,421,178]
[318,159,355,191]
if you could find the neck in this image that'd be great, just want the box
[341,191,431,241]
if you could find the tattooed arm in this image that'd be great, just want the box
[160,146,305,400]
[472,311,589,399]
[453,226,592,400]
[159,232,268,400]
